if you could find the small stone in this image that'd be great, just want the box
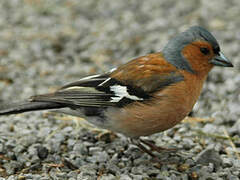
[73,143,88,155]
[228,175,239,180]
[181,174,188,180]
[37,146,49,160]
[72,157,84,168]
[218,171,228,177]
[67,139,76,148]
[13,145,25,154]
[173,135,181,142]
[232,170,240,176]
[29,162,42,171]
[31,175,42,179]
[106,163,120,175]
[56,172,67,178]
[89,147,103,154]
[185,159,195,166]
[202,124,217,134]
[195,148,222,169]
[4,161,23,175]
[119,174,132,180]
[97,151,109,163]
[233,159,240,168]
[99,174,115,180]
[222,158,233,167]
[178,163,190,172]
[131,174,144,180]
[0,143,4,153]
[7,175,16,180]
[182,138,194,150]
[17,175,26,180]
[207,163,214,173]
[190,171,198,180]
[53,133,65,143]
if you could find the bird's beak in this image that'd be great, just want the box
[210,52,233,67]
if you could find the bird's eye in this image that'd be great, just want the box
[200,47,210,55]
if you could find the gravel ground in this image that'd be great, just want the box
[0,0,240,179]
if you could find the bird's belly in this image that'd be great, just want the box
[104,100,191,138]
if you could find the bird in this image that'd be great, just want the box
[0,26,233,157]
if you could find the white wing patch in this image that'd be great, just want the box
[80,74,101,80]
[98,77,111,86]
[110,85,143,102]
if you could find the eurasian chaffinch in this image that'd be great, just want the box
[0,26,233,157]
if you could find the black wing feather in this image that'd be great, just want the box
[31,74,117,108]
[31,71,184,108]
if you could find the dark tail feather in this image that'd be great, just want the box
[0,101,64,115]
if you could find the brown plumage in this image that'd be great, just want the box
[0,26,233,157]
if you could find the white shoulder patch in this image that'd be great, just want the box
[110,85,143,102]
[109,67,117,73]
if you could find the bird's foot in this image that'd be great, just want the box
[139,139,177,153]
[130,138,177,158]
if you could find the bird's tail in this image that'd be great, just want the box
[0,101,64,115]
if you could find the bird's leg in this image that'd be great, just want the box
[139,139,177,153]
[130,138,156,157]
[130,138,178,158]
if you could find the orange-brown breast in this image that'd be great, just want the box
[106,69,209,138]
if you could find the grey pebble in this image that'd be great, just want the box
[222,158,233,167]
[229,119,240,135]
[68,178,76,180]
[24,174,41,179]
[87,151,109,163]
[228,175,239,180]
[233,159,240,168]
[202,124,218,134]
[0,143,4,153]
[232,170,240,176]
[67,138,76,148]
[89,146,103,154]
[7,176,16,180]
[3,161,23,175]
[119,174,132,180]
[130,174,146,180]
[196,148,222,169]
[55,172,68,178]
[73,142,88,155]
[182,138,194,150]
[99,174,115,180]
[185,159,195,166]
[181,174,188,180]
[13,144,25,154]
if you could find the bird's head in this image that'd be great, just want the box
[162,26,233,74]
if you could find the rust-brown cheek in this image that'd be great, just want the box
[181,42,214,75]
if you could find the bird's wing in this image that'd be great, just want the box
[31,53,184,108]
[110,53,184,93]
[31,73,116,107]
